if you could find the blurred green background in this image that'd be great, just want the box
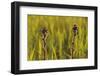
[28,15,88,61]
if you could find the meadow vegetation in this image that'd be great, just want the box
[28,15,88,60]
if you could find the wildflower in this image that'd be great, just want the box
[41,27,48,41]
[41,27,48,60]
[72,24,78,36]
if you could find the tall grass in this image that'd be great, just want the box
[28,15,88,61]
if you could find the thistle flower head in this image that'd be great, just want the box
[41,27,48,34]
[73,24,78,36]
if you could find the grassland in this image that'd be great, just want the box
[28,15,88,61]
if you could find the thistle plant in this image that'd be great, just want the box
[41,27,48,60]
[71,24,78,59]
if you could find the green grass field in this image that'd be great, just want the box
[28,15,88,61]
